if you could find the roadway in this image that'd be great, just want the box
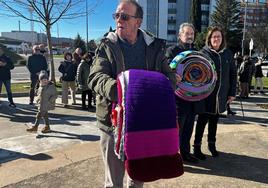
[11,56,63,83]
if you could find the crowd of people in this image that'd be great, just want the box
[0,0,268,187]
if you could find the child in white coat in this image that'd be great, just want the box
[26,71,57,133]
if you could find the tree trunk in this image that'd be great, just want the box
[46,24,56,83]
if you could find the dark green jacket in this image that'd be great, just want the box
[88,29,176,131]
[77,59,91,91]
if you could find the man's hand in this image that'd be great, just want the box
[227,96,235,104]
[0,61,6,66]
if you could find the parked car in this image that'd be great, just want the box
[263,55,268,64]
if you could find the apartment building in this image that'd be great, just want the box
[240,0,268,27]
[138,0,191,44]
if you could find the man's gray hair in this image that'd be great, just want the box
[179,23,195,34]
[120,0,143,19]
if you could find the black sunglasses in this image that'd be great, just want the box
[112,13,137,21]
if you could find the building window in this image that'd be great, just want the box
[168,3,177,9]
[168,8,177,14]
[167,30,176,35]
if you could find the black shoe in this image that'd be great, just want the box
[193,145,206,160]
[182,153,199,163]
[208,143,219,157]
[9,103,16,108]
[227,110,236,115]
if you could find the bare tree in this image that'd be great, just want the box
[0,0,102,82]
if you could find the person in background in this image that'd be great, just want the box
[26,71,57,133]
[193,26,237,159]
[77,53,93,110]
[73,48,83,66]
[27,45,48,105]
[75,47,83,58]
[166,23,203,163]
[0,47,16,107]
[88,0,176,187]
[254,57,264,94]
[238,55,253,99]
[234,52,243,70]
[58,52,77,107]
[39,44,50,78]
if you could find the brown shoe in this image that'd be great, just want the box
[26,126,38,132]
[41,125,51,133]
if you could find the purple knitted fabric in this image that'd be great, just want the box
[125,69,177,132]
[120,69,183,182]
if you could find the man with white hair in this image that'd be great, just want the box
[166,22,205,163]
[27,45,48,105]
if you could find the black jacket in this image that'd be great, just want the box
[201,46,237,114]
[27,54,47,77]
[238,60,254,82]
[165,41,205,115]
[58,60,78,81]
[0,54,14,80]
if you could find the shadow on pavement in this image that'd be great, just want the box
[0,102,96,127]
[36,130,100,141]
[184,151,268,184]
[219,115,268,127]
[236,95,268,104]
[0,148,52,164]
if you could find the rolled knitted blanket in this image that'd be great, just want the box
[112,69,184,182]
[170,50,217,101]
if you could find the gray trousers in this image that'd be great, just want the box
[100,129,144,188]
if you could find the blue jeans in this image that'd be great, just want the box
[0,79,14,104]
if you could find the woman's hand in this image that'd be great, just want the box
[227,96,235,104]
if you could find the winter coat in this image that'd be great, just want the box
[201,46,237,114]
[254,60,264,78]
[27,54,48,78]
[36,81,57,111]
[77,59,92,91]
[238,60,254,83]
[0,54,14,80]
[58,60,78,81]
[88,29,176,131]
[165,41,205,115]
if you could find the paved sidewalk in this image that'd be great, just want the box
[0,94,268,188]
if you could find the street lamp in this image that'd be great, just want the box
[86,0,89,51]
[241,0,248,57]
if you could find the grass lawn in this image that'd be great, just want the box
[251,77,268,88]
[53,54,64,59]
[1,77,267,94]
[1,82,62,93]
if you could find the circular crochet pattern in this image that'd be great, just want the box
[169,50,217,101]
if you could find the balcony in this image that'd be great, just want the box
[168,19,176,24]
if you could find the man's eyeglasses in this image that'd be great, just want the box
[112,13,137,21]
